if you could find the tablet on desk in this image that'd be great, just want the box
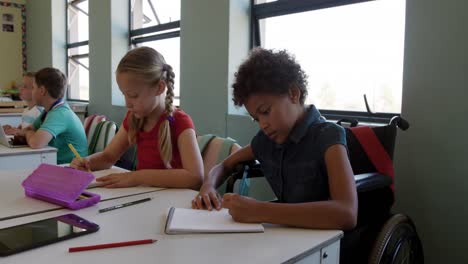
[0,214,99,257]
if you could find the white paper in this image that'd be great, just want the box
[166,207,264,234]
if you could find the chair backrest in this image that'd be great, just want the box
[345,125,397,176]
[88,120,117,154]
[339,117,409,225]
[197,134,241,181]
[339,116,409,176]
[83,114,107,143]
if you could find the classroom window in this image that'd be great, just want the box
[252,0,406,123]
[130,0,181,106]
[66,0,89,101]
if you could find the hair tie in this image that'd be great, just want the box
[167,115,174,124]
[162,64,168,72]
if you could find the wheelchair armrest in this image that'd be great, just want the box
[226,162,393,194]
[355,172,392,193]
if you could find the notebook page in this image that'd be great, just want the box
[168,208,264,233]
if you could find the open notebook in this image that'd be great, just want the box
[165,207,264,234]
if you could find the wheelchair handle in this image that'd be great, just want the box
[389,116,410,131]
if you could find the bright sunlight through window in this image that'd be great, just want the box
[259,0,406,114]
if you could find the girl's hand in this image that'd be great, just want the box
[192,184,222,211]
[222,193,262,223]
[96,172,137,188]
[70,157,91,171]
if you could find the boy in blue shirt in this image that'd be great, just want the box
[21,67,87,164]
[193,48,358,230]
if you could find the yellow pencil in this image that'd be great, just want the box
[68,143,82,161]
[68,143,90,172]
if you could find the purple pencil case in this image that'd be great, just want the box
[22,164,101,210]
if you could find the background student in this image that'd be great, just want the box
[2,72,42,135]
[192,48,358,230]
[20,67,87,164]
[71,47,203,190]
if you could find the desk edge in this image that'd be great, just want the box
[282,230,343,264]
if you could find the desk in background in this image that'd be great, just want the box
[0,189,342,264]
[0,145,57,170]
[0,112,22,127]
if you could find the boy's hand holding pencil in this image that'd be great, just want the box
[68,143,91,172]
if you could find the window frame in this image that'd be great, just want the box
[128,0,181,104]
[251,0,402,124]
[66,0,89,102]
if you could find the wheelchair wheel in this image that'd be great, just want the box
[369,213,424,264]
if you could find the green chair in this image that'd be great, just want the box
[197,134,241,194]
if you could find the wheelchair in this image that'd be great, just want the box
[225,116,424,264]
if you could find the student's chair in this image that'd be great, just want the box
[225,116,424,264]
[197,134,241,194]
[83,114,117,154]
[87,120,117,154]
[83,114,107,142]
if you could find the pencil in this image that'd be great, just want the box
[68,143,90,171]
[68,143,82,161]
[69,239,157,253]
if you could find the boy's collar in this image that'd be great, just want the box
[40,99,64,122]
[289,105,324,144]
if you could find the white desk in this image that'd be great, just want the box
[0,167,164,221]
[0,113,22,127]
[0,190,342,264]
[0,145,57,170]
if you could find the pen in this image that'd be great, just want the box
[69,239,157,253]
[98,197,152,213]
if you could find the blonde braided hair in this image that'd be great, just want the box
[158,63,175,168]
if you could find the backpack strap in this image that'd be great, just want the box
[197,134,217,154]
[350,126,395,191]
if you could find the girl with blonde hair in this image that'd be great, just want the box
[71,47,203,189]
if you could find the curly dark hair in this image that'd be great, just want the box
[35,67,67,99]
[232,48,308,106]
